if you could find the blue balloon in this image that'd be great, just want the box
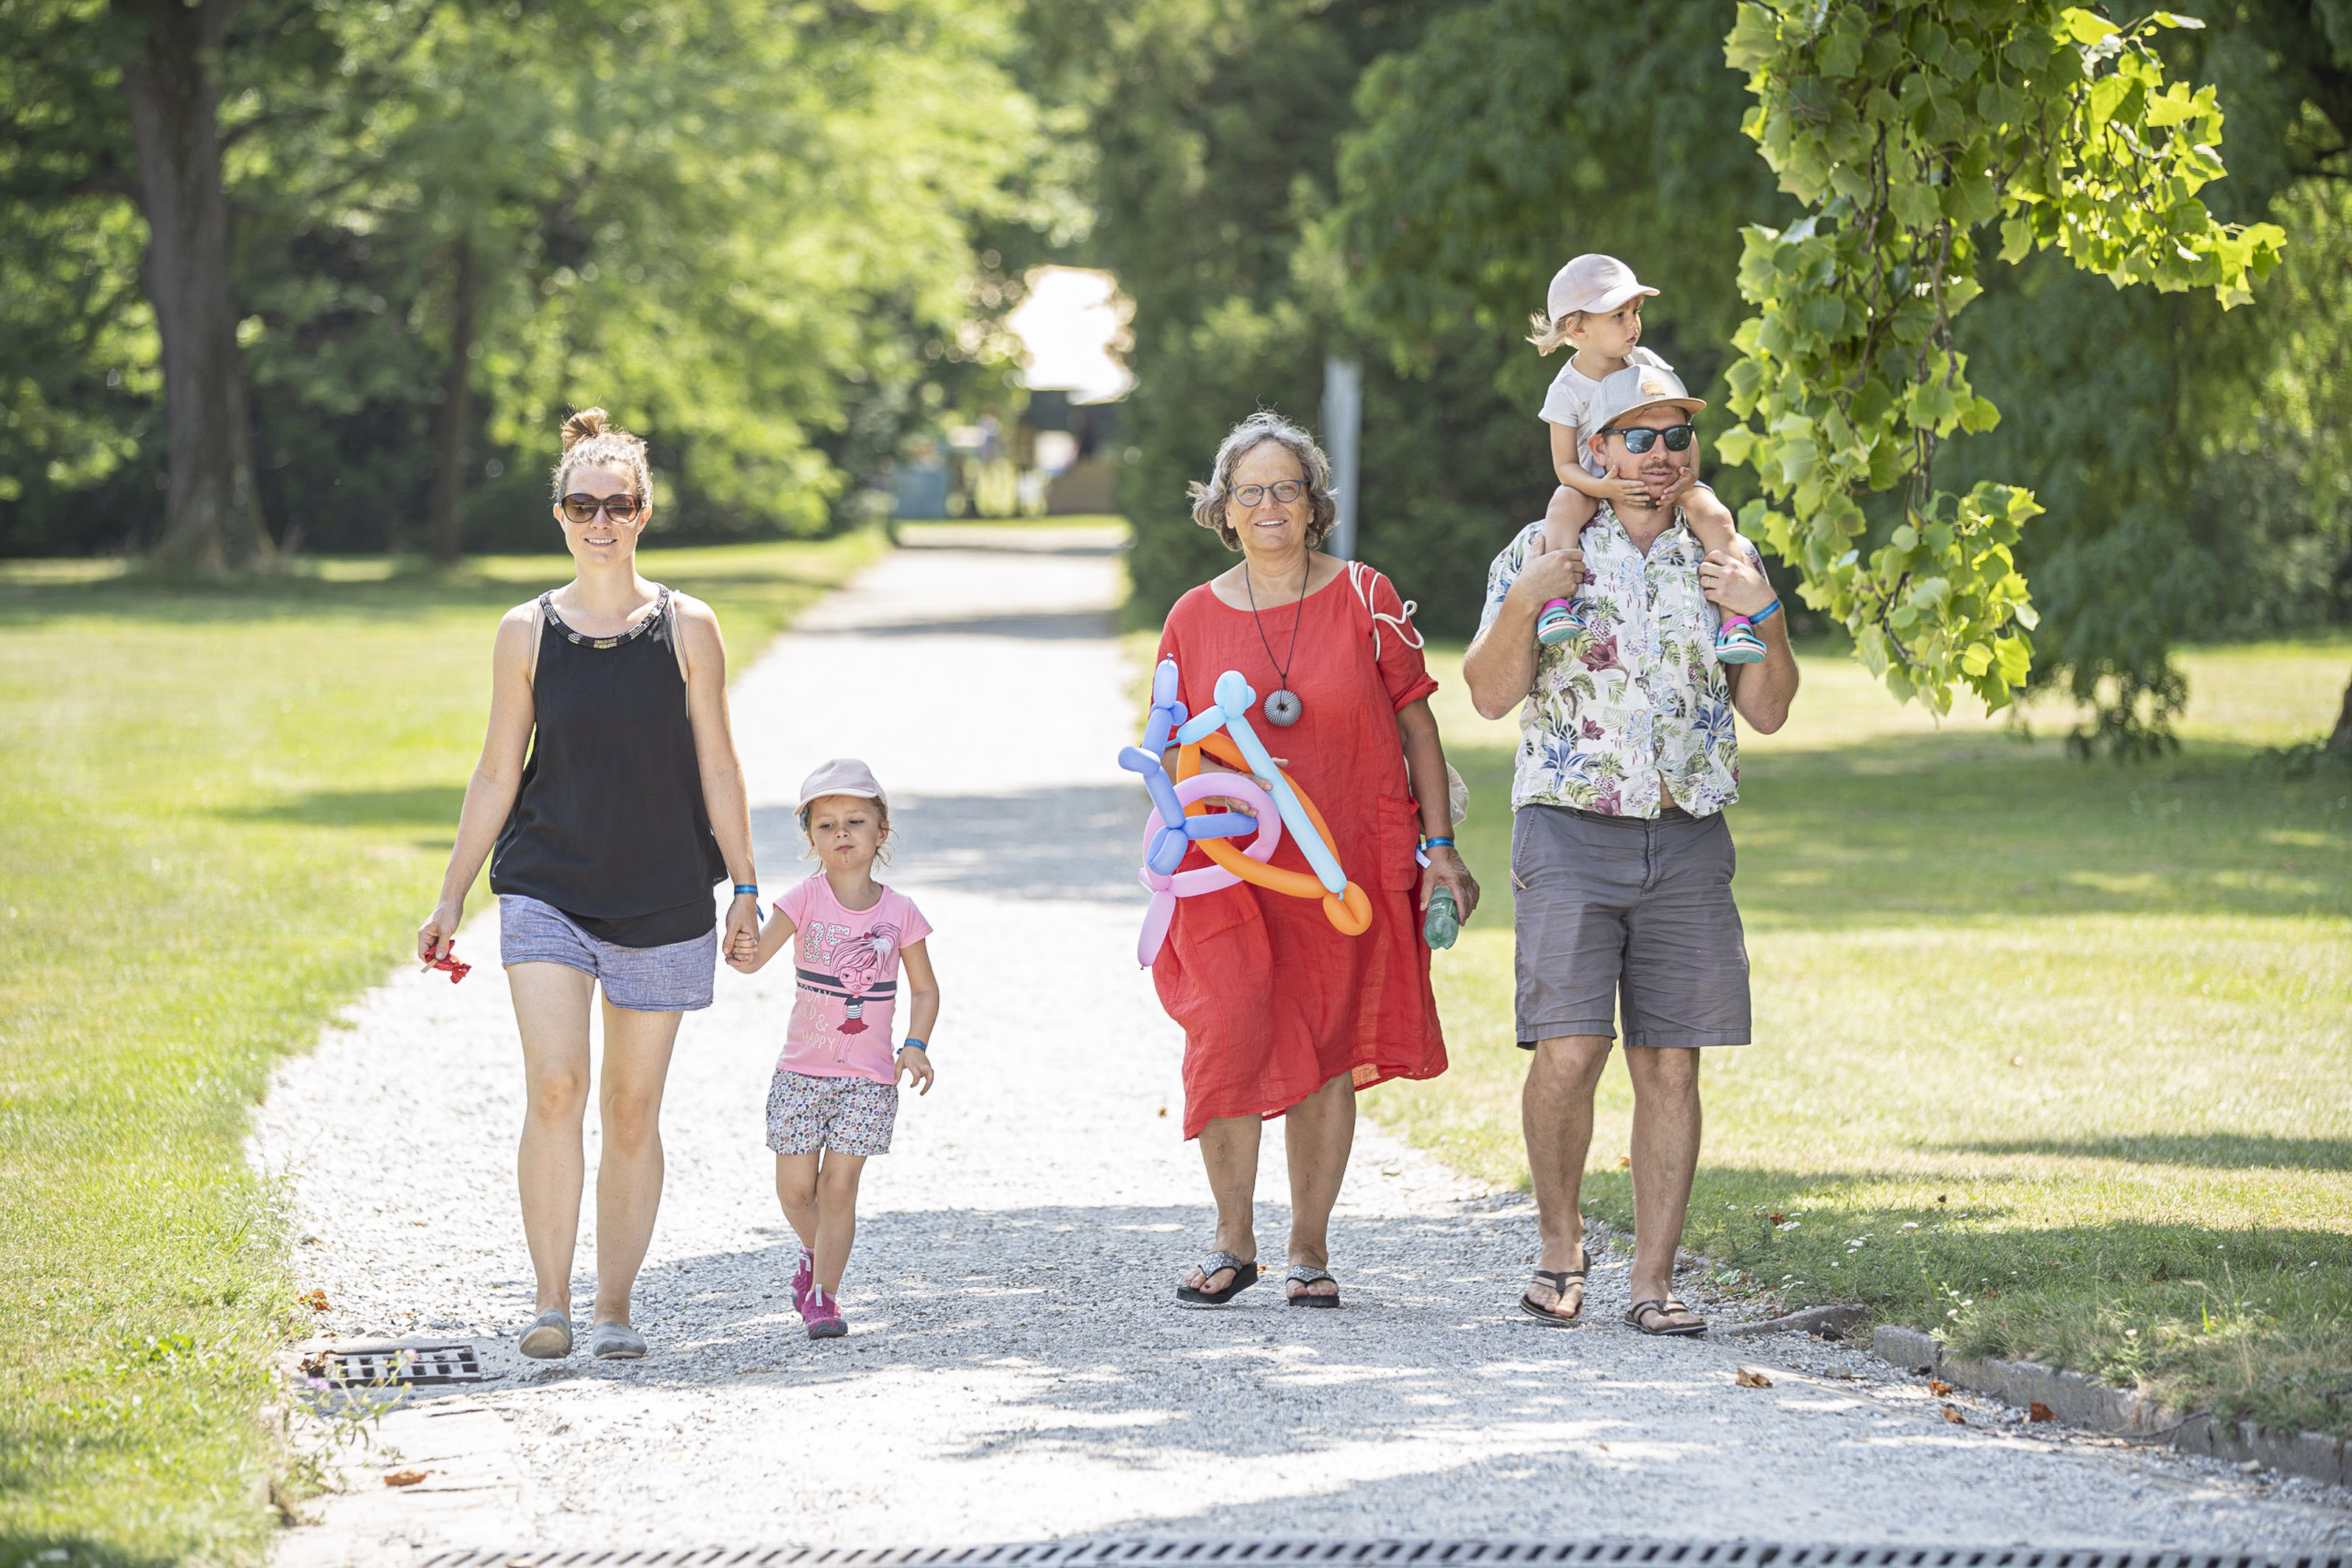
[1117,745,1160,775]
[1146,825,1190,876]
[1182,811,1257,839]
[1223,701,1347,895]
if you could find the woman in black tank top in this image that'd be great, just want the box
[416,409,760,1363]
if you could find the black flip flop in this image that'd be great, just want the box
[1176,1249,1260,1307]
[1285,1265,1341,1308]
[1519,1246,1588,1327]
[1623,1296,1708,1336]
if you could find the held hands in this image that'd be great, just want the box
[1420,845,1480,926]
[723,893,763,973]
[416,898,465,965]
[895,1045,934,1095]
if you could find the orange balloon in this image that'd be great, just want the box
[1176,737,1371,936]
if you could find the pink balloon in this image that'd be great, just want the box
[1135,773,1284,965]
[1137,889,1177,966]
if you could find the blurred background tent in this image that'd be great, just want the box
[2,0,2346,742]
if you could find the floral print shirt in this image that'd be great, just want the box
[1477,511,1752,819]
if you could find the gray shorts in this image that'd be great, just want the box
[497,895,715,1013]
[1511,804,1751,1050]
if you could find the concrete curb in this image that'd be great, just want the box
[1873,1324,2350,1488]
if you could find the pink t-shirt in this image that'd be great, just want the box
[771,875,934,1083]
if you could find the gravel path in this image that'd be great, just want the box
[257,524,2349,1561]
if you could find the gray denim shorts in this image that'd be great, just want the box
[497,895,716,1013]
[1510,804,1751,1050]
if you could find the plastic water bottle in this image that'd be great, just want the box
[1423,886,1460,951]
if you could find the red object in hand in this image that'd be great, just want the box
[422,946,471,983]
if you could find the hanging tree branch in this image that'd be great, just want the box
[1717,1,2286,713]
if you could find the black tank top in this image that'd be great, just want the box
[489,586,727,947]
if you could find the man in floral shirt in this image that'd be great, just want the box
[1463,361,1797,1337]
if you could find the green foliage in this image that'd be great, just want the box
[1719,1,2286,715]
[0,0,1064,555]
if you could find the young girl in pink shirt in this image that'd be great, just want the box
[726,758,939,1339]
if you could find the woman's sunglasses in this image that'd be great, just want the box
[1603,424,1696,454]
[560,493,645,524]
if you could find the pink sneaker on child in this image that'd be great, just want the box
[799,1285,846,1339]
[791,1245,813,1311]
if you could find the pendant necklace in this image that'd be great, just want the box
[1243,555,1311,727]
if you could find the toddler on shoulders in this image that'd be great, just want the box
[1528,253,1763,664]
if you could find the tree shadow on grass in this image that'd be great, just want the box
[216,785,465,832]
[1949,1134,2352,1172]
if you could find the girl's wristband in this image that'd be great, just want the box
[1750,598,1783,625]
[732,884,759,898]
[898,1038,929,1054]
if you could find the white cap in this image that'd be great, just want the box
[1546,253,1658,323]
[1587,361,1706,434]
[797,757,887,813]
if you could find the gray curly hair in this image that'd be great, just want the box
[1184,411,1339,551]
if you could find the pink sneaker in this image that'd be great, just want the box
[799,1285,846,1339]
[791,1246,813,1311]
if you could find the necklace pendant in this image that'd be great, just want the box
[1263,687,1302,727]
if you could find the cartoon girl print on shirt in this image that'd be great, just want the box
[796,918,902,1040]
[832,923,900,1034]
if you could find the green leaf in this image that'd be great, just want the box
[2062,7,2120,42]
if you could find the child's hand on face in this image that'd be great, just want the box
[1609,476,1652,509]
[895,1045,934,1096]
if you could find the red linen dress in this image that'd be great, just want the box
[1152,564,1446,1138]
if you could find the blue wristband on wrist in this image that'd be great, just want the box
[1751,598,1783,625]
[1421,836,1454,850]
[732,884,758,898]
[899,1037,928,1053]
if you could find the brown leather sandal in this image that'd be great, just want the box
[1623,1296,1707,1336]
[1519,1244,1588,1327]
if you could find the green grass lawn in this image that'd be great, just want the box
[1367,632,2352,1438]
[0,534,881,1566]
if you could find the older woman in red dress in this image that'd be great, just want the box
[1156,411,1481,1308]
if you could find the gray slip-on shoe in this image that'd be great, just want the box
[589,1319,648,1360]
[518,1309,572,1359]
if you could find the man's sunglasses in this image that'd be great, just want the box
[1602,423,1696,454]
[559,493,645,524]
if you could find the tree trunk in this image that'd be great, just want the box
[2329,670,2352,756]
[117,0,271,571]
[425,237,478,564]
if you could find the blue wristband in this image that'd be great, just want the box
[1421,836,1454,850]
[1750,598,1783,625]
[732,884,758,898]
[898,1038,928,1053]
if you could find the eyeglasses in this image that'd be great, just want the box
[560,493,645,524]
[1603,424,1696,454]
[1231,479,1306,507]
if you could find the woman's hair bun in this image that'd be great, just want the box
[561,407,610,451]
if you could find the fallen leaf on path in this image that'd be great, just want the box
[1735,1367,1773,1388]
[382,1470,432,1488]
[1927,1379,1953,1395]
[300,1289,329,1314]
[2028,1401,2056,1422]
[1768,1213,1783,1224]
[1941,1405,1966,1424]
[1156,1107,1168,1118]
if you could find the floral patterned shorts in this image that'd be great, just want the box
[764,1069,898,1156]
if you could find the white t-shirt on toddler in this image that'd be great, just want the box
[1541,346,1671,478]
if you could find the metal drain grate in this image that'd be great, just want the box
[307,1343,487,1387]
[419,1546,2351,1568]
